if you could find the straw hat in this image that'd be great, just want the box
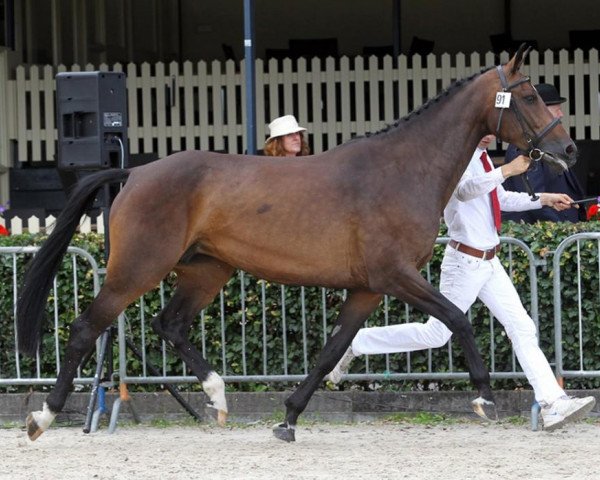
[266,115,306,142]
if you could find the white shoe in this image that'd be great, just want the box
[326,347,355,384]
[541,396,596,431]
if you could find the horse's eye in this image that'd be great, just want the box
[524,95,536,104]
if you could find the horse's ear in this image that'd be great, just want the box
[508,43,532,74]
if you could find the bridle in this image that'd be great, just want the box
[495,65,561,162]
[495,65,562,200]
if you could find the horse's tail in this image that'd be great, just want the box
[17,168,131,357]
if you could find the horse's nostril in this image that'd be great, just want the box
[565,143,577,156]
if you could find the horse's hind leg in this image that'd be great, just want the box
[273,289,382,442]
[27,278,163,440]
[26,238,182,440]
[150,256,234,425]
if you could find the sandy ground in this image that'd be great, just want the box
[1,420,599,480]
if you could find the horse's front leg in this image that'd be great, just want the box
[273,290,382,442]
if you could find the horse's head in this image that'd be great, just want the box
[490,44,577,172]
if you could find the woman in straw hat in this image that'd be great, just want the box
[264,115,310,157]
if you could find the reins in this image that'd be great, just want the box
[495,65,562,200]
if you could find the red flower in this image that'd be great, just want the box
[587,204,600,221]
[0,224,8,236]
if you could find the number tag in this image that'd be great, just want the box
[495,92,511,108]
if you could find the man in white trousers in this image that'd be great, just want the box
[328,135,596,431]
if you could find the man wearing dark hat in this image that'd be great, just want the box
[502,83,585,222]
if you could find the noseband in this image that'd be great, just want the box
[495,65,561,162]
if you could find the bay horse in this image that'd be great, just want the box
[17,45,576,442]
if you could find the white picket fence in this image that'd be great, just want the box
[3,48,600,165]
[0,214,104,235]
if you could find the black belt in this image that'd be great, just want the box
[449,239,500,260]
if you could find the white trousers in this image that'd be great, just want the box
[352,244,565,405]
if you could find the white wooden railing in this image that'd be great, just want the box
[3,48,599,165]
[0,214,105,235]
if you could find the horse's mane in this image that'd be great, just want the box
[361,65,495,139]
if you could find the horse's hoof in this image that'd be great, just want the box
[26,413,44,441]
[205,404,228,427]
[272,423,296,442]
[471,396,498,421]
[217,410,227,427]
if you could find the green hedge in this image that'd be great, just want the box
[1,221,599,393]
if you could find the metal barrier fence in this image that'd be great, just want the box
[0,246,101,387]
[2,234,596,391]
[553,232,600,381]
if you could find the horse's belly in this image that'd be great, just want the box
[204,238,366,289]
[241,264,360,289]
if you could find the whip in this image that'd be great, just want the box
[570,196,600,205]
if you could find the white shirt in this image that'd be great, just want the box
[444,147,542,250]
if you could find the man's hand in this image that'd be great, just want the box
[500,155,532,178]
[540,193,577,211]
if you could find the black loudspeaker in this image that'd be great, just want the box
[56,71,128,170]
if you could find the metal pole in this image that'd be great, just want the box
[243,0,256,154]
[83,200,112,434]
[82,101,125,432]
[83,329,109,433]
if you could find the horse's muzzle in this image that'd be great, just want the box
[564,141,578,167]
[541,140,577,173]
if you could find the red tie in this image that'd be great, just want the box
[480,151,502,232]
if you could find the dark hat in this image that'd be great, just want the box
[534,83,567,105]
